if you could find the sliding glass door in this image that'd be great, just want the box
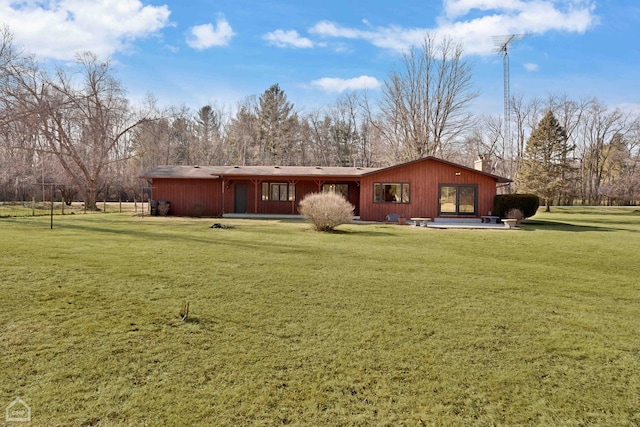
[438,185,477,216]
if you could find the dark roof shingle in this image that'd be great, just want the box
[141,165,380,179]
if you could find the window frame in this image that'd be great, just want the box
[322,183,349,199]
[438,184,478,216]
[261,182,296,202]
[373,182,410,204]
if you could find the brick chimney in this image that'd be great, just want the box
[474,155,492,173]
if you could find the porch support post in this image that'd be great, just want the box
[290,179,299,214]
[251,179,261,214]
[221,177,226,216]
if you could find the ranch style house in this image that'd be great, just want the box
[140,156,510,222]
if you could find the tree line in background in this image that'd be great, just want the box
[1,27,639,210]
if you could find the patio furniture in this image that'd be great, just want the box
[410,217,432,226]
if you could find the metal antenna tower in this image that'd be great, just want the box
[493,34,526,155]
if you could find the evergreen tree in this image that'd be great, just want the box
[193,104,224,165]
[516,110,573,211]
[257,84,299,164]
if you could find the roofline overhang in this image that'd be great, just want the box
[216,174,364,180]
[361,156,512,183]
[139,175,221,180]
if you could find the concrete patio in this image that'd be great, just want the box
[417,218,516,229]
[221,214,518,229]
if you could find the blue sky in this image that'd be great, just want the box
[2,0,639,115]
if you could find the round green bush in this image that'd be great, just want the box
[493,194,540,219]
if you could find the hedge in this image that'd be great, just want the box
[493,194,540,218]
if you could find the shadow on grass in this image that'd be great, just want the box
[302,228,405,238]
[53,218,398,262]
[521,220,637,233]
[55,220,180,240]
[545,208,640,215]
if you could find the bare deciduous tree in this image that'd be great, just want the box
[4,50,148,209]
[304,93,369,167]
[576,100,632,204]
[227,96,260,165]
[1,28,49,201]
[368,35,478,162]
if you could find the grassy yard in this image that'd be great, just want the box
[1,208,639,426]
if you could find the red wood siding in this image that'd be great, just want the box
[153,177,361,217]
[147,158,501,220]
[359,159,498,221]
[226,179,361,215]
[151,178,222,217]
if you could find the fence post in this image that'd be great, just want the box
[50,185,54,229]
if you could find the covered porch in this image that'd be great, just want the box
[220,177,363,216]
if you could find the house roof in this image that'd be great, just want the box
[361,156,512,183]
[139,165,223,179]
[140,157,511,183]
[141,165,380,179]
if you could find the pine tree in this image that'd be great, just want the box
[193,104,224,165]
[516,110,573,211]
[257,84,299,164]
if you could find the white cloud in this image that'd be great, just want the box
[524,62,539,71]
[311,76,381,93]
[443,0,527,19]
[0,0,171,60]
[310,21,367,40]
[309,21,425,52]
[309,0,597,56]
[186,15,235,50]
[263,29,313,48]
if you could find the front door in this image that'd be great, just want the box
[234,183,248,213]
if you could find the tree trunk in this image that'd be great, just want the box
[83,184,100,211]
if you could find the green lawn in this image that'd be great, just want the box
[1,208,639,426]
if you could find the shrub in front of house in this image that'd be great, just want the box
[493,194,539,219]
[299,192,354,232]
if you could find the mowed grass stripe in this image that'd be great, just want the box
[1,209,639,426]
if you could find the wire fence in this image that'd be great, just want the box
[0,200,149,218]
